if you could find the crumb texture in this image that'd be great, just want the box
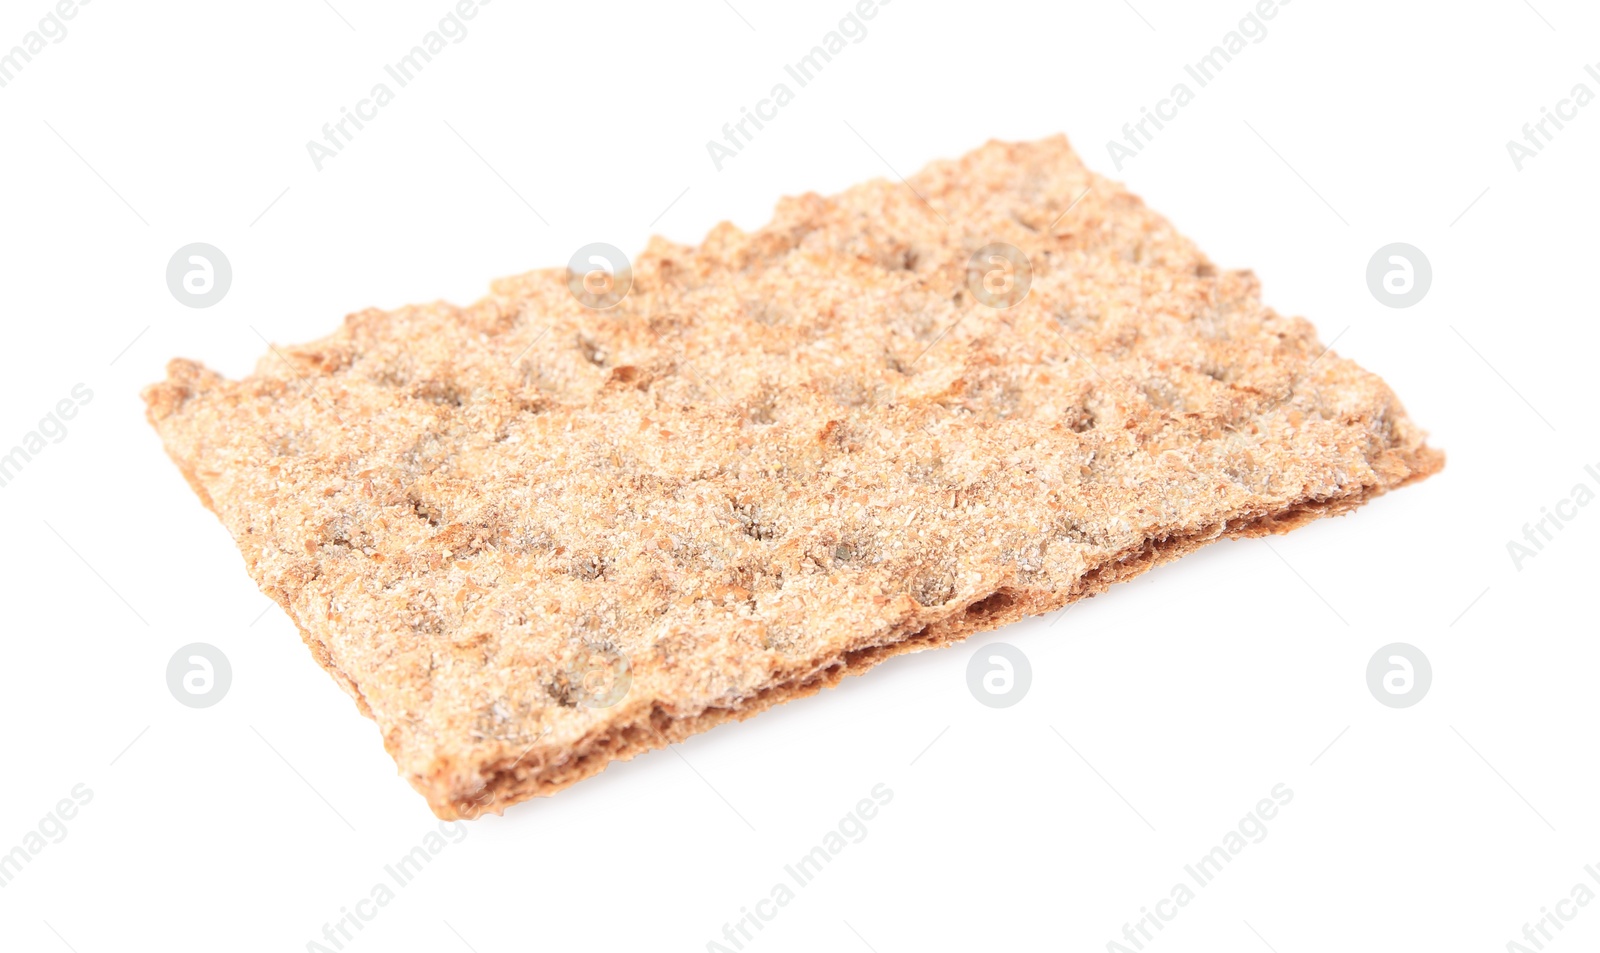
[143,136,1441,818]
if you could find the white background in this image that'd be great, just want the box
[1,1,1596,950]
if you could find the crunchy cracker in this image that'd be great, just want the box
[144,136,1441,818]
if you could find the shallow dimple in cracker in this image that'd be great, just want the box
[144,137,1441,818]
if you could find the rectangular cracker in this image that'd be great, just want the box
[144,136,1441,818]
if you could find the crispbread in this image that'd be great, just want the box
[144,136,1442,818]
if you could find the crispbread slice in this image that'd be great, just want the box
[145,136,1441,818]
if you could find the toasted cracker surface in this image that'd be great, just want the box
[145,137,1441,818]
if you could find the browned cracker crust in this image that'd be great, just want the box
[144,137,1442,818]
